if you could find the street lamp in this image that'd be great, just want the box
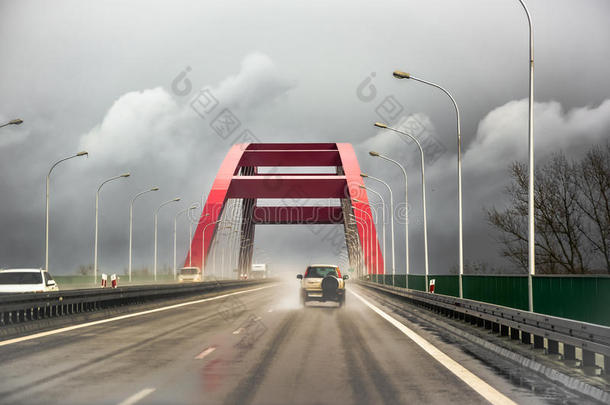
[129,187,159,282]
[349,214,369,275]
[237,237,252,279]
[345,230,361,276]
[0,118,23,128]
[513,0,536,311]
[359,185,386,283]
[154,197,180,281]
[369,151,409,288]
[392,70,463,297]
[202,218,221,279]
[187,204,200,268]
[219,224,234,279]
[361,172,396,285]
[94,172,130,283]
[226,230,239,278]
[375,122,430,290]
[174,203,198,280]
[352,201,377,275]
[45,151,88,271]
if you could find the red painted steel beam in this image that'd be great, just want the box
[251,173,337,176]
[252,206,344,224]
[337,143,385,275]
[227,175,348,199]
[238,150,342,167]
[185,142,385,276]
[184,143,248,270]
[245,143,337,150]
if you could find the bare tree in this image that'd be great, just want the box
[486,150,605,274]
[574,142,610,273]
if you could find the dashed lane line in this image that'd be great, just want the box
[117,387,156,405]
[195,346,216,360]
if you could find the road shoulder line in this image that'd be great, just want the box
[350,289,517,405]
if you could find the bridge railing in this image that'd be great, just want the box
[358,279,610,378]
[367,274,610,327]
[0,279,272,335]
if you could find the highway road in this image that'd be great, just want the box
[0,280,587,405]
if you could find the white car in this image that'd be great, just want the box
[0,269,59,293]
[178,267,202,282]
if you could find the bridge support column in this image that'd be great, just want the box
[563,344,576,362]
[582,349,596,369]
[533,335,544,349]
[521,331,531,345]
[547,339,559,355]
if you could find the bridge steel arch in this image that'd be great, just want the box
[184,143,384,278]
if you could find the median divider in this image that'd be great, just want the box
[0,279,274,332]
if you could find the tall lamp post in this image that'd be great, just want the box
[350,214,369,276]
[392,71,462,297]
[0,118,23,128]
[187,204,200,268]
[45,151,88,271]
[369,151,409,289]
[361,173,396,285]
[352,202,377,275]
[174,203,197,280]
[129,187,159,282]
[202,218,221,279]
[514,0,536,312]
[94,173,130,283]
[154,197,180,281]
[374,122,430,290]
[359,185,386,282]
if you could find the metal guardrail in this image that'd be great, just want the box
[359,280,610,369]
[0,279,272,328]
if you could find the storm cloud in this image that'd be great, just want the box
[0,0,609,276]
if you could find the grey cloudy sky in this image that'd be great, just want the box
[0,0,609,275]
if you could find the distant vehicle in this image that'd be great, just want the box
[297,264,348,307]
[0,269,59,293]
[178,267,201,282]
[251,263,268,279]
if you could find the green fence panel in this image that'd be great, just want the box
[463,275,529,310]
[407,275,425,291]
[362,272,610,326]
[533,276,610,326]
[429,275,459,297]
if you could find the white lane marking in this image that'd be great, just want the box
[117,387,156,405]
[233,327,245,335]
[195,346,216,360]
[350,289,517,405]
[0,284,276,347]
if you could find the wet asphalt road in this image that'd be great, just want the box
[0,281,557,405]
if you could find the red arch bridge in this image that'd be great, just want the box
[184,142,384,278]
